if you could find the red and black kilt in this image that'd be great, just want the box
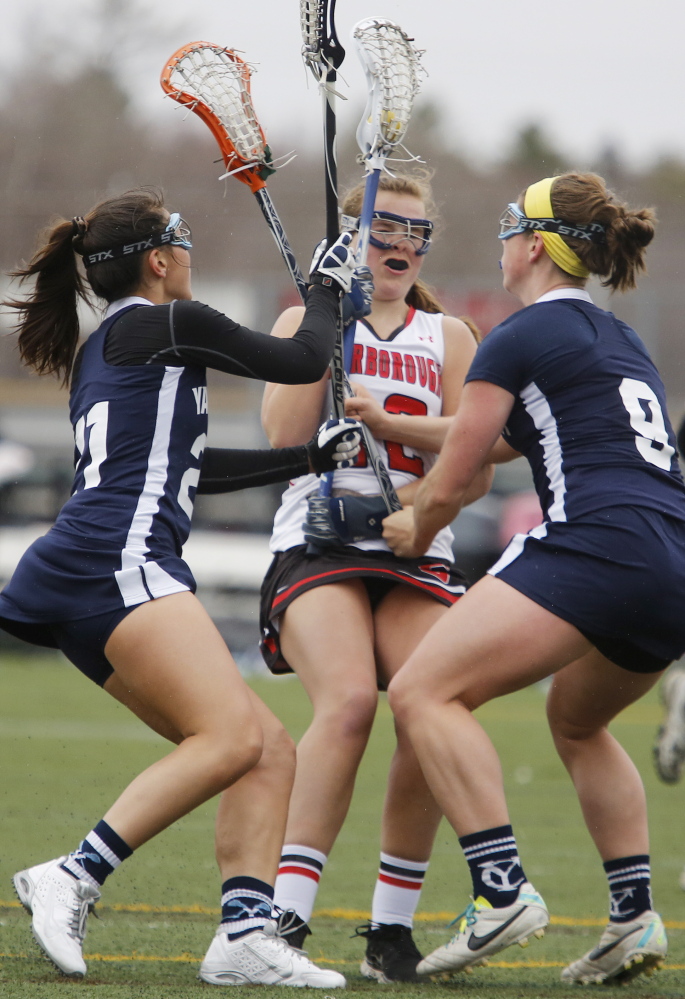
[259,543,467,674]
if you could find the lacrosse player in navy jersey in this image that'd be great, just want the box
[259,172,493,982]
[383,172,685,985]
[0,186,371,987]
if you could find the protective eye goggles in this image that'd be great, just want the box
[80,211,192,267]
[498,203,606,243]
[342,211,433,255]
[165,212,193,248]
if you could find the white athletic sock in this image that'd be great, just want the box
[371,852,429,928]
[274,844,328,923]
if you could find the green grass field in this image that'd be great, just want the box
[1,653,683,998]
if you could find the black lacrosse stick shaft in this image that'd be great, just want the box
[321,0,345,245]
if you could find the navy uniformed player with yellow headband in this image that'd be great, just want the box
[383,172,685,984]
[0,186,369,987]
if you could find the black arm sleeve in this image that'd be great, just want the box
[197,445,310,494]
[105,283,339,383]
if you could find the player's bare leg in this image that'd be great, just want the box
[106,593,344,988]
[102,592,264,847]
[388,575,589,835]
[278,579,379,853]
[375,586,446,858]
[387,574,589,975]
[214,689,295,885]
[547,652,661,860]
[13,591,266,977]
[110,638,296,894]
[547,654,667,984]
[357,585,444,982]
[272,579,378,943]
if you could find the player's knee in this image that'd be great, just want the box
[205,720,265,789]
[546,700,599,747]
[320,685,378,741]
[386,671,420,726]
[259,718,296,779]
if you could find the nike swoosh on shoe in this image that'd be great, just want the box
[587,928,641,961]
[467,909,526,951]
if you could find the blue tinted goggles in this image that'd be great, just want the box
[342,211,433,255]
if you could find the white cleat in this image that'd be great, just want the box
[416,883,549,976]
[561,911,667,985]
[12,857,100,977]
[679,865,685,892]
[653,668,685,784]
[199,919,346,987]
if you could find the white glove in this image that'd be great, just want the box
[310,232,356,293]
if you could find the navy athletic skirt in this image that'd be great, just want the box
[489,506,685,672]
[0,526,196,685]
[260,543,467,675]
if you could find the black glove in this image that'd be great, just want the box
[303,493,389,548]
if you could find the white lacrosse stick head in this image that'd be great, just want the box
[352,18,424,171]
[300,0,326,79]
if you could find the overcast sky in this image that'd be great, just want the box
[2,0,683,169]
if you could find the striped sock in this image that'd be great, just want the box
[274,844,327,923]
[605,855,652,923]
[459,824,526,908]
[221,876,274,940]
[61,819,133,887]
[371,852,429,928]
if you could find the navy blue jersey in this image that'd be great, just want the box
[467,298,685,523]
[55,305,208,604]
[0,287,342,676]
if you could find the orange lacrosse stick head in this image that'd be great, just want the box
[161,41,275,193]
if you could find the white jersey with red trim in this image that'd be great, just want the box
[269,308,454,560]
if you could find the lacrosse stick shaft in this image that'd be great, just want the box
[288,251,398,514]
[322,52,345,428]
[321,74,346,422]
[355,168,381,267]
[322,81,339,246]
[254,189,308,302]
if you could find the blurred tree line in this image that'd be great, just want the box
[1,56,685,405]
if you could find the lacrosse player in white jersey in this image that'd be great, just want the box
[259,172,493,982]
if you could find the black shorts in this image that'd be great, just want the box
[259,544,467,674]
[0,606,133,687]
[490,507,685,673]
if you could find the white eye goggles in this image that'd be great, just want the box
[165,212,193,248]
[342,210,433,255]
[498,203,605,243]
[80,211,192,267]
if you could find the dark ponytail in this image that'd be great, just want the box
[5,218,91,385]
[4,187,168,384]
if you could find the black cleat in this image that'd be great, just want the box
[355,922,423,983]
[274,908,312,951]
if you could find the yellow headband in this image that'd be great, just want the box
[524,177,589,279]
